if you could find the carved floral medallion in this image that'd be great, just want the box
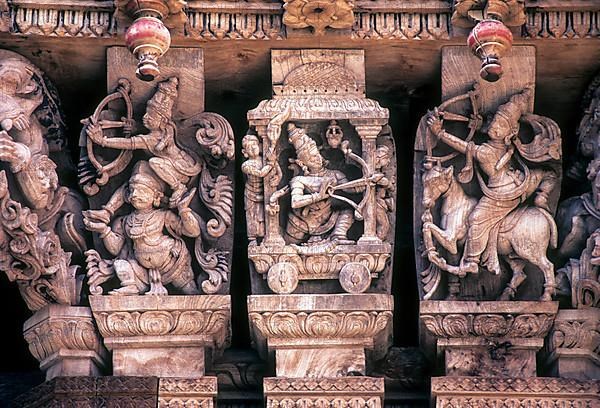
[283,0,354,35]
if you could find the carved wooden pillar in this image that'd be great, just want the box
[245,49,396,407]
[78,47,235,407]
[351,121,385,244]
[414,45,570,405]
[544,73,600,381]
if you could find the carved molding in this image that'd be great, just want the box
[11,4,115,38]
[264,377,384,393]
[249,310,392,341]
[89,295,231,351]
[432,376,600,407]
[524,9,600,39]
[13,376,159,407]
[0,1,597,40]
[420,301,559,340]
[158,377,217,408]
[264,377,384,408]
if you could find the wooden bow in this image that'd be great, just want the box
[81,79,134,195]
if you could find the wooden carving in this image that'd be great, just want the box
[0,50,88,310]
[80,75,234,296]
[555,73,600,309]
[245,50,396,295]
[416,83,562,301]
[282,0,355,35]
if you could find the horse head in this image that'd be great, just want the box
[422,163,454,209]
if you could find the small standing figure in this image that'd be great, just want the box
[241,134,272,244]
[374,145,395,240]
[83,161,201,295]
[86,77,202,207]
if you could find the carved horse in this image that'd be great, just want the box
[422,164,558,301]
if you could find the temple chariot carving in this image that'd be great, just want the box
[244,50,396,295]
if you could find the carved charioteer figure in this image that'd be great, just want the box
[426,87,559,278]
[86,77,202,207]
[84,161,200,296]
[284,123,356,245]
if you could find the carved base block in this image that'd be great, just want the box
[248,294,393,377]
[264,377,384,408]
[158,377,218,407]
[13,376,218,407]
[113,344,206,377]
[431,376,600,407]
[420,301,558,377]
[442,338,539,377]
[90,295,231,378]
[23,305,108,380]
[13,376,159,407]
[545,308,600,380]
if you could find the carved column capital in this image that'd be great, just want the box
[23,305,108,380]
[248,294,393,378]
[545,308,600,379]
[421,301,559,377]
[90,295,231,378]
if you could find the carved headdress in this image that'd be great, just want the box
[146,77,179,121]
[491,86,532,137]
[129,160,167,195]
[288,123,319,162]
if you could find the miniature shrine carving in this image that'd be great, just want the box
[416,74,562,302]
[245,50,396,295]
[80,74,234,296]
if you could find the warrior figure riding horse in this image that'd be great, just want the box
[421,86,561,301]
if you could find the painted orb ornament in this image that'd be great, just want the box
[467,19,513,83]
[125,16,171,81]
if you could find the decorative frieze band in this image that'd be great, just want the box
[432,376,600,407]
[1,0,597,40]
[523,9,599,39]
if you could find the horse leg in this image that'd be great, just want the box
[537,256,556,301]
[427,222,459,255]
[510,209,556,301]
[499,257,527,301]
